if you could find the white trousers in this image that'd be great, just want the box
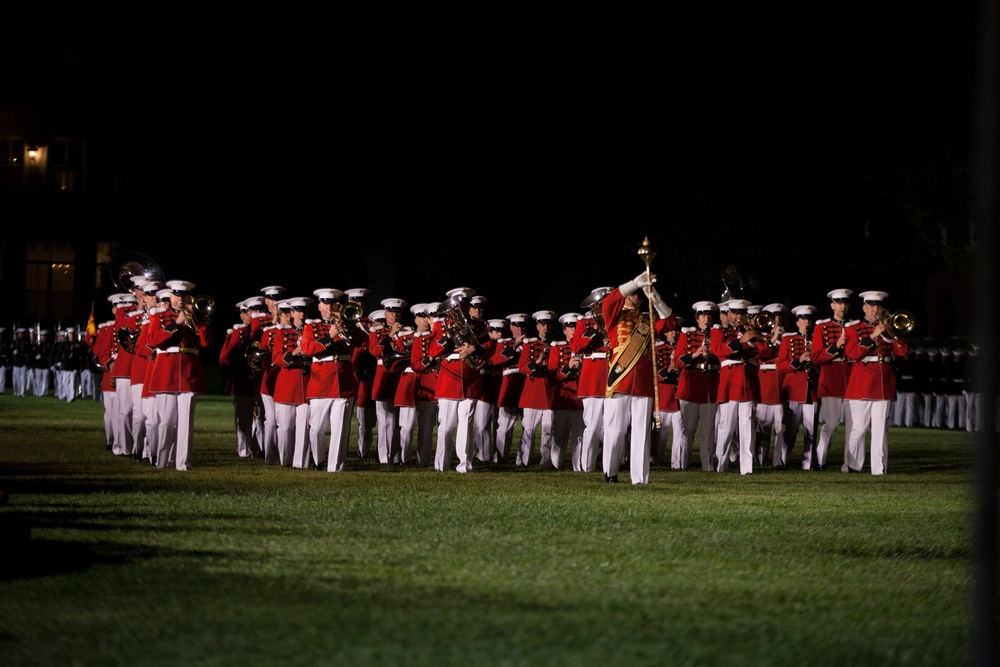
[375,399,401,464]
[276,402,310,468]
[579,397,605,473]
[310,397,355,472]
[156,392,195,470]
[782,401,816,469]
[435,397,477,472]
[715,401,755,475]
[678,400,718,471]
[518,407,554,467]
[816,396,853,471]
[495,406,521,463]
[603,393,653,484]
[846,399,891,475]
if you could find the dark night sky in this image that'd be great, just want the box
[4,10,982,326]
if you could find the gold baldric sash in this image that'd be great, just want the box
[606,313,652,397]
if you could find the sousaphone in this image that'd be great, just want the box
[110,251,165,293]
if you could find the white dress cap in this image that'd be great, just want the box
[446,287,476,300]
[559,312,581,327]
[244,296,266,308]
[487,318,508,329]
[507,313,529,325]
[381,298,408,312]
[692,301,718,313]
[313,288,345,302]
[140,281,165,294]
[409,303,429,316]
[469,295,487,306]
[368,309,387,323]
[532,310,557,323]
[155,288,172,301]
[287,297,314,309]
[129,275,151,287]
[261,285,286,297]
[166,280,196,293]
[107,293,130,304]
[747,304,763,315]
[859,290,888,303]
[726,299,751,312]
[763,303,787,314]
[827,288,854,300]
[345,288,369,300]
[425,302,442,316]
[235,299,247,310]
[791,305,817,317]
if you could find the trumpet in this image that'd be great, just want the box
[739,311,773,341]
[191,294,215,324]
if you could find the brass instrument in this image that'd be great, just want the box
[439,294,486,368]
[740,312,773,341]
[191,294,215,324]
[109,251,165,293]
[721,264,745,301]
[381,334,413,372]
[246,340,269,372]
[116,326,140,354]
[879,310,915,341]
[579,287,610,340]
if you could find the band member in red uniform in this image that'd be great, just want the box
[369,298,409,465]
[810,288,855,471]
[652,327,682,468]
[776,305,819,469]
[843,290,909,475]
[428,288,491,473]
[712,298,774,475]
[93,319,118,452]
[138,288,173,465]
[408,302,442,466]
[106,292,139,457]
[392,303,421,465]
[145,280,212,471]
[548,312,584,470]
[476,316,507,463]
[602,272,678,484]
[345,288,375,459]
[219,298,263,460]
[253,297,283,463]
[572,288,611,474]
[130,280,164,463]
[517,310,558,467]
[673,301,720,471]
[300,289,367,472]
[754,303,787,468]
[271,297,312,468]
[490,312,529,463]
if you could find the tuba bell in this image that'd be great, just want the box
[110,251,165,293]
[580,287,611,339]
[191,294,215,325]
[439,294,487,368]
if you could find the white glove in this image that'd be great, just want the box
[650,289,672,319]
[619,272,656,297]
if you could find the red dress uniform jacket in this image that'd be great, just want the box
[134,313,157,399]
[127,310,151,387]
[391,328,417,408]
[569,319,609,399]
[299,319,366,400]
[844,320,908,401]
[490,337,525,408]
[711,325,772,403]
[409,330,439,403]
[810,318,853,398]
[673,326,719,403]
[257,325,280,398]
[601,287,677,398]
[93,322,116,391]
[271,325,310,404]
[756,340,782,405]
[145,309,211,393]
[654,337,679,411]
[427,319,489,401]
[109,307,138,379]
[518,338,556,410]
[368,327,405,402]
[776,331,817,404]
[220,324,258,397]
[548,339,581,410]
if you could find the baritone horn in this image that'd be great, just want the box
[880,310,915,340]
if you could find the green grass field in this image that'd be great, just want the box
[0,393,980,666]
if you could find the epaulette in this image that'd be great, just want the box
[681,326,697,333]
[815,318,833,325]
[845,319,861,327]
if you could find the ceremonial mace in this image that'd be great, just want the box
[637,236,661,431]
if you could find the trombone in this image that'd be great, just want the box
[878,310,915,342]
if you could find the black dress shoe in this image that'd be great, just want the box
[814,465,826,471]
[605,474,619,484]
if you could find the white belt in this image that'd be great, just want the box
[861,356,889,363]
[721,359,756,367]
[404,367,415,374]
[503,368,521,376]
[446,354,462,361]
[759,364,777,370]
[584,352,607,359]
[158,347,198,355]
